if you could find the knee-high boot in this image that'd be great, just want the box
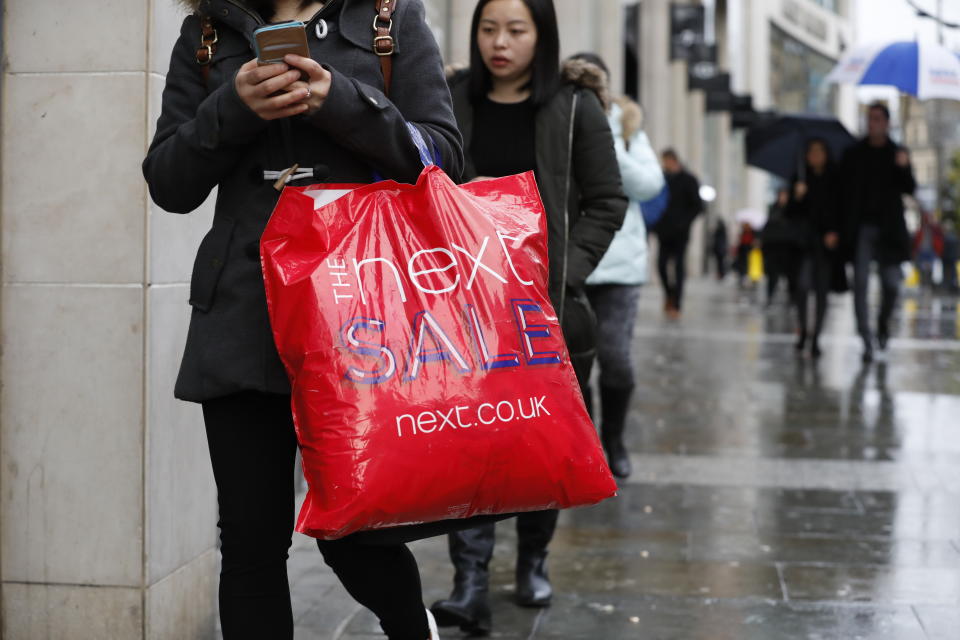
[430,526,494,635]
[600,385,634,479]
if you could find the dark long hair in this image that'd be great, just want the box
[468,0,561,107]
[247,0,316,20]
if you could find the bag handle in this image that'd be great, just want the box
[373,0,397,97]
[195,15,218,86]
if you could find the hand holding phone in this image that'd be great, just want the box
[235,59,311,121]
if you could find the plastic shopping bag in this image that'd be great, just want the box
[261,166,617,540]
[748,247,764,283]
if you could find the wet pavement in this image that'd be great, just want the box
[276,279,960,639]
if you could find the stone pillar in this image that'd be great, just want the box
[1,2,219,638]
[448,0,476,66]
[640,0,673,152]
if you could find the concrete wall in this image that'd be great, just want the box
[1,1,219,638]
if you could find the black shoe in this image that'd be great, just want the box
[599,385,634,479]
[516,552,552,608]
[430,594,491,636]
[877,332,889,351]
[795,331,807,353]
[861,347,874,364]
[810,339,822,359]
[431,527,494,636]
[603,436,633,479]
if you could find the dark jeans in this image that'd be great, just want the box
[202,391,429,640]
[853,225,902,346]
[657,235,688,309]
[585,284,641,390]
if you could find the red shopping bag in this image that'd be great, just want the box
[261,165,617,539]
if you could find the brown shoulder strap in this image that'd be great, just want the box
[374,0,397,97]
[196,15,219,86]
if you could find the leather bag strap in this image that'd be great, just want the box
[196,14,218,86]
[373,0,397,97]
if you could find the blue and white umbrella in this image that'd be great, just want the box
[826,40,960,101]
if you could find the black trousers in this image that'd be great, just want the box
[794,249,832,339]
[657,235,689,309]
[202,391,429,640]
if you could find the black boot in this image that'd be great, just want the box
[430,526,494,636]
[600,385,634,479]
[515,511,557,608]
[810,334,822,359]
[515,551,552,608]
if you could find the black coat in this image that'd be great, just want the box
[838,138,916,263]
[785,166,841,252]
[448,69,626,316]
[143,0,463,402]
[654,169,702,242]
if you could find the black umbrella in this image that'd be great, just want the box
[746,113,856,180]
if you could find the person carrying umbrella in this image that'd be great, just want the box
[839,102,916,363]
[784,138,842,358]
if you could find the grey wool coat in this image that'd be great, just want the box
[143,0,463,402]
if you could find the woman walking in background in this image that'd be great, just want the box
[144,1,462,638]
[432,0,626,634]
[787,138,841,358]
[568,52,664,480]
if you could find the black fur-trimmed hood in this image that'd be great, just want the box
[560,59,609,111]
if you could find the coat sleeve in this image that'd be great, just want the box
[617,130,665,203]
[304,0,463,183]
[566,91,628,291]
[143,16,269,214]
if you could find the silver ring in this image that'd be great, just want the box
[305,86,312,99]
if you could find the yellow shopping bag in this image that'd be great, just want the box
[748,247,764,282]
[905,264,919,288]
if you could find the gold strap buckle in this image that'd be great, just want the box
[373,35,395,56]
[196,44,214,65]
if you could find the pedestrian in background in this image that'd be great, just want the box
[785,138,841,358]
[942,219,959,294]
[734,221,757,288]
[568,52,665,480]
[839,102,916,362]
[913,212,944,289]
[433,0,626,635]
[654,148,703,318]
[761,188,801,307]
[144,1,463,638]
[713,219,729,280]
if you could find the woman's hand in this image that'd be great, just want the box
[235,59,310,120]
[824,232,839,250]
[283,54,333,114]
[793,181,808,200]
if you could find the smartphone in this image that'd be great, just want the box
[254,21,310,79]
